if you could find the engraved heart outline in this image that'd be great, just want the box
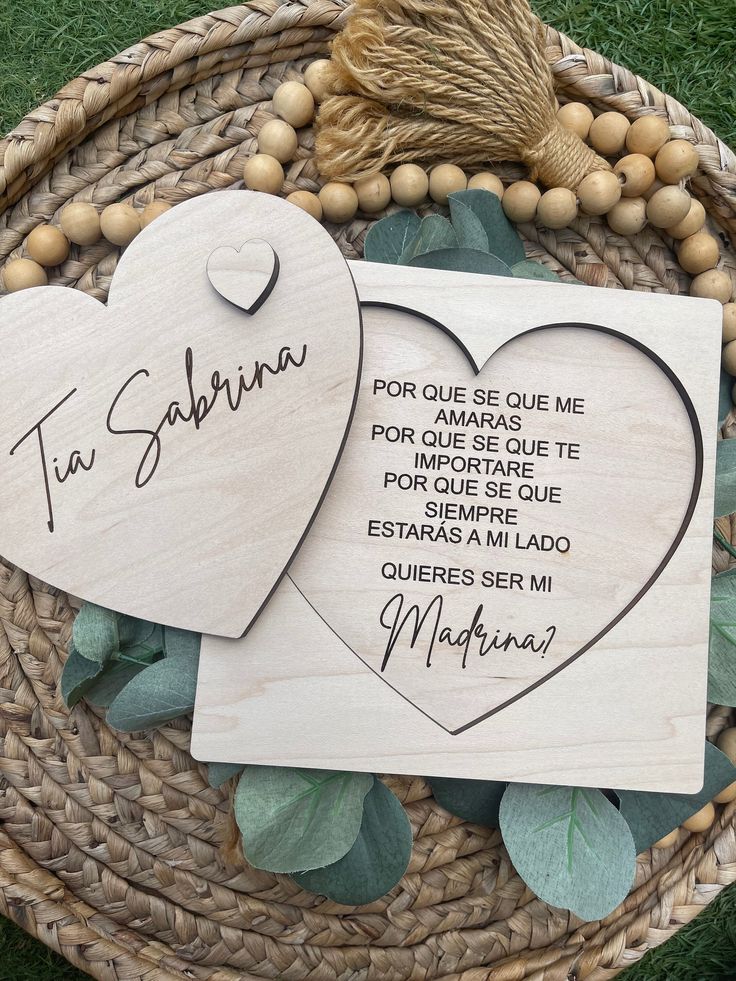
[207,238,280,315]
[290,306,703,734]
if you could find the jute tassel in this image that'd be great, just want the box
[316,0,611,188]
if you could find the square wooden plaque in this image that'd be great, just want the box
[191,263,721,792]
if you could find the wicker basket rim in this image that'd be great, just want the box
[0,4,734,981]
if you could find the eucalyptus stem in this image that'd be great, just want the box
[115,652,147,666]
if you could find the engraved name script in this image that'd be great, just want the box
[9,343,308,533]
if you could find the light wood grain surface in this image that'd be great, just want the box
[0,192,362,636]
[193,264,721,792]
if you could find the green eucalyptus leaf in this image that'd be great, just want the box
[234,766,374,873]
[105,653,199,732]
[207,762,245,788]
[292,779,411,904]
[429,776,507,826]
[408,248,512,276]
[61,648,103,708]
[119,615,158,649]
[715,438,736,517]
[364,210,421,264]
[448,189,526,265]
[708,568,736,706]
[500,783,636,920]
[72,603,120,663]
[401,214,458,262]
[512,259,561,283]
[719,368,733,428]
[616,742,736,852]
[447,195,489,251]
[85,658,149,708]
[163,626,201,662]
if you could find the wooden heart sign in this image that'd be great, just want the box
[289,313,698,733]
[193,264,721,791]
[0,192,361,636]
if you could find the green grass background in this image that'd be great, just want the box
[0,1,734,978]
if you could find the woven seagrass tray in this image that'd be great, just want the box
[0,2,735,979]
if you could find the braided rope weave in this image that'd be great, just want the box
[0,3,735,978]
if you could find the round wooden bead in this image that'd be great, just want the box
[286,190,323,220]
[242,154,284,195]
[3,257,48,292]
[723,341,736,375]
[651,828,679,850]
[304,59,333,102]
[645,186,691,228]
[100,203,140,247]
[607,197,647,235]
[666,198,706,239]
[613,154,655,198]
[577,170,621,215]
[60,202,101,245]
[502,181,541,222]
[722,303,736,344]
[588,111,630,156]
[257,119,298,163]
[714,780,736,804]
[655,139,699,183]
[272,81,315,128]
[318,182,359,223]
[140,201,172,228]
[429,164,467,205]
[642,178,665,201]
[691,269,732,303]
[718,727,736,762]
[390,164,429,207]
[27,224,70,266]
[556,102,594,140]
[626,115,670,157]
[468,172,504,197]
[536,187,577,229]
[353,173,391,214]
[678,231,720,275]
[682,802,715,833]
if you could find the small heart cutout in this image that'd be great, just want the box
[207,239,280,315]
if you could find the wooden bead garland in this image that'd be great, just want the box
[678,232,721,275]
[536,187,577,229]
[243,154,285,195]
[625,115,670,157]
[27,225,70,266]
[390,164,429,207]
[501,181,541,222]
[3,198,173,292]
[319,182,359,223]
[272,80,315,128]
[257,119,299,163]
[286,190,323,220]
[3,258,48,292]
[646,186,691,228]
[429,164,468,206]
[613,154,655,198]
[60,202,101,245]
[6,69,734,377]
[245,73,734,374]
[467,172,504,197]
[100,204,140,247]
[354,174,392,214]
[588,112,630,156]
